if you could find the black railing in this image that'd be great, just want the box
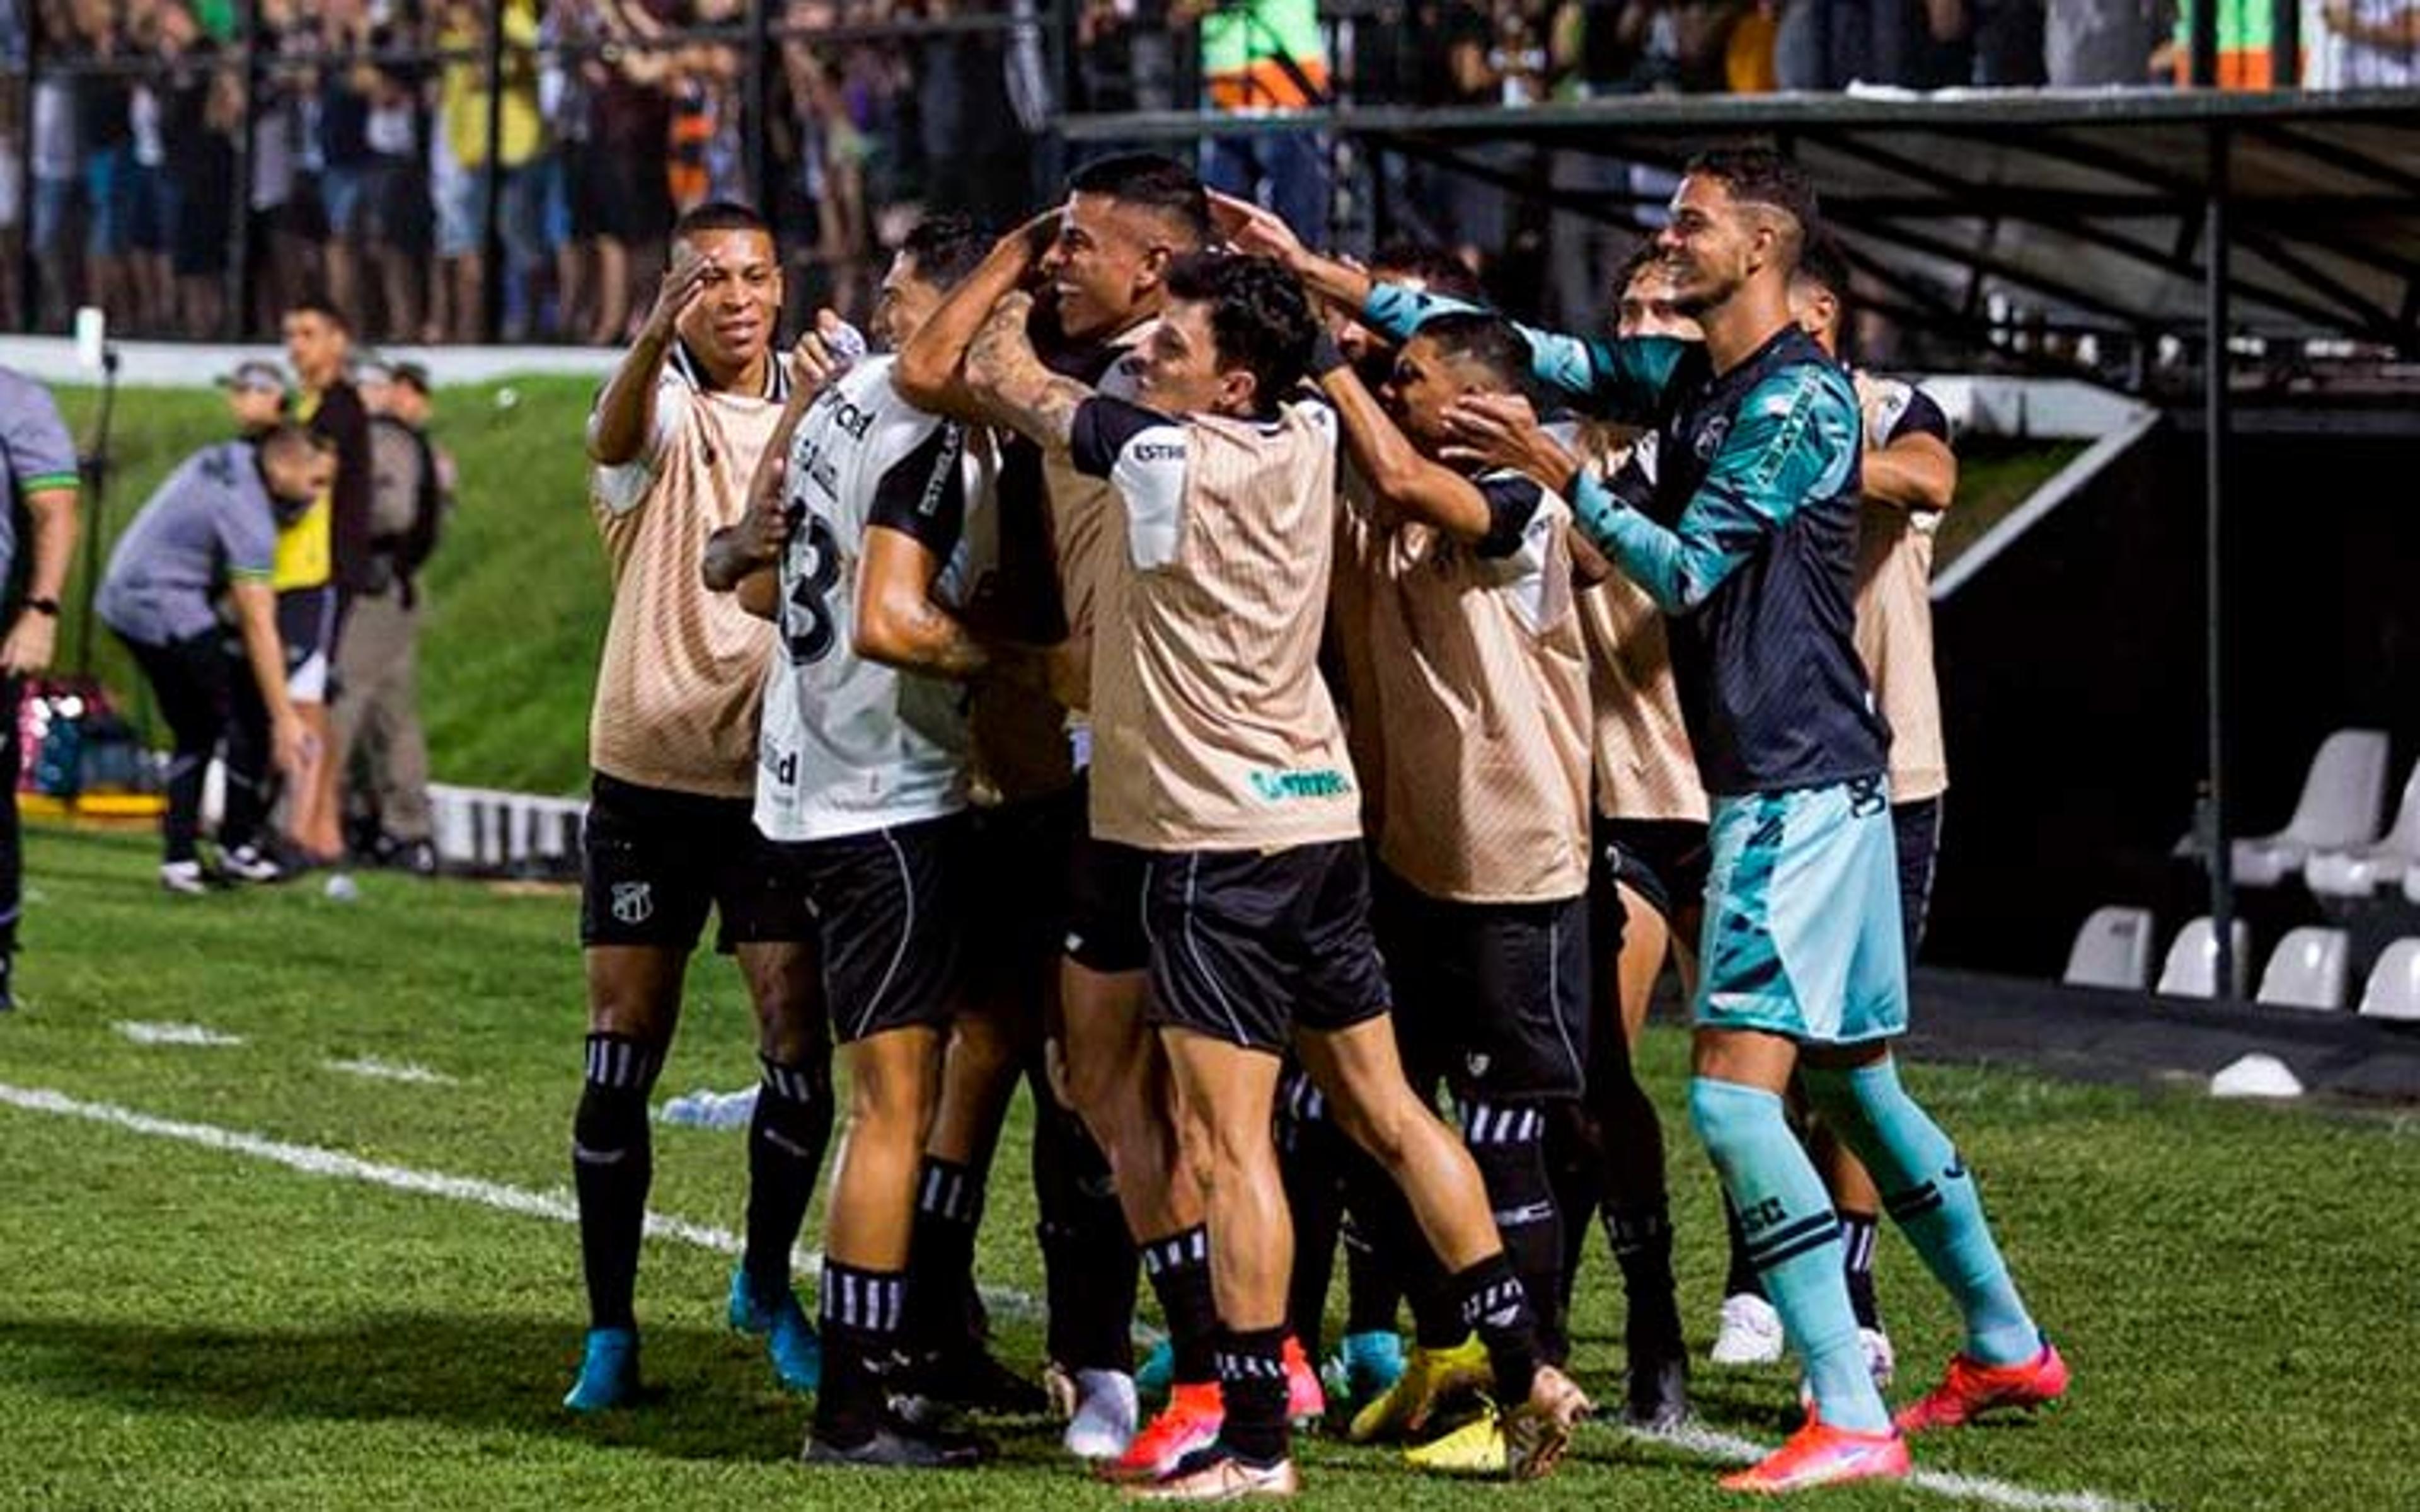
[3,0,2392,345]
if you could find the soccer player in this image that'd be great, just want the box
[563,202,833,1418]
[896,154,1241,1480]
[1408,148,2065,1491]
[702,215,1005,1469]
[1306,298,1596,1477]
[96,427,323,893]
[1278,241,1490,1424]
[1791,238,1956,973]
[1564,247,1705,1424]
[0,365,81,1005]
[1226,211,1700,1431]
[936,235,1589,1495]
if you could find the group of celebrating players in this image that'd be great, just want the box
[558,145,2070,1498]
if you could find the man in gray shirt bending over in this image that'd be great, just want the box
[98,425,330,893]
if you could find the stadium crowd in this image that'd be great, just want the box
[3,0,2410,341]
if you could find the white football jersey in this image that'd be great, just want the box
[754,355,986,843]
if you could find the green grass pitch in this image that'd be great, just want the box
[4,825,2417,1508]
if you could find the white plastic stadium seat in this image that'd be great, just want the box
[2356,940,2420,1022]
[2156,917,2251,999]
[2230,728,2390,887]
[2306,760,2420,899]
[2062,907,2155,990]
[2254,927,2350,1012]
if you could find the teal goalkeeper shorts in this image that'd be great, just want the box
[1694,776,1910,1046]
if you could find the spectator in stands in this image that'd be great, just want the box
[125,3,174,333]
[155,0,237,337]
[245,0,313,333]
[1182,0,1332,242]
[0,365,83,1005]
[437,0,547,339]
[334,359,443,876]
[916,0,1041,227]
[68,0,139,326]
[575,0,676,343]
[2044,0,2155,83]
[313,0,424,342]
[781,0,875,312]
[2313,0,2418,84]
[29,1,83,329]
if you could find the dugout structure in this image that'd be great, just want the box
[1060,86,2420,994]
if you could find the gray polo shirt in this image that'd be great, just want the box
[97,442,279,648]
[0,365,83,597]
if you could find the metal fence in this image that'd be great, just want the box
[3,0,2400,345]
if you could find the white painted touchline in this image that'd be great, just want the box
[325,1057,460,1087]
[0,1082,1035,1322]
[115,1021,246,1047]
[0,1080,2140,1512]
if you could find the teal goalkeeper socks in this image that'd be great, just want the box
[1689,1077,1890,1433]
[1802,1059,2040,1368]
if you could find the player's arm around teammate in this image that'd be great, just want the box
[966,259,1591,1493]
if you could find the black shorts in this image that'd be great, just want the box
[579,773,813,953]
[964,786,1081,991]
[772,813,968,1044]
[1066,820,1151,976]
[1141,840,1393,1055]
[274,586,339,704]
[1593,815,1711,925]
[1374,866,1590,1105]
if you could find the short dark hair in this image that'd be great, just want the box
[1368,241,1485,303]
[1612,238,1663,299]
[1163,252,1318,410]
[897,214,992,294]
[1793,230,1852,307]
[1683,147,1821,266]
[1067,152,1211,248]
[674,200,773,243]
[260,421,337,461]
[284,294,351,334]
[1408,310,1535,401]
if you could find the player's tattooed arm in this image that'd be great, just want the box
[896,209,1061,424]
[964,290,1093,453]
[856,527,991,680]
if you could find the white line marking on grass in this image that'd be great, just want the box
[0,1082,1037,1322]
[0,1081,2136,1509]
[115,1021,246,1047]
[325,1057,459,1087]
[1618,1421,2144,1512]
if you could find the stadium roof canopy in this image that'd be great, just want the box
[1062,88,2420,369]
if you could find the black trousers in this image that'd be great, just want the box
[120,632,272,864]
[1,674,18,953]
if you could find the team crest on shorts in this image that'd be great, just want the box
[611,881,655,925]
[1466,1051,1492,1079]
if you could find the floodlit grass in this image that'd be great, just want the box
[6,825,2417,1509]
